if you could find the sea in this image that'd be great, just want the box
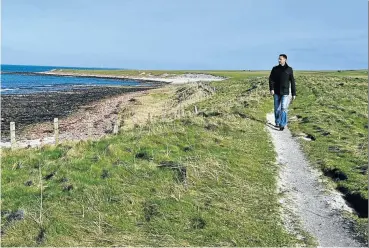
[0,64,142,95]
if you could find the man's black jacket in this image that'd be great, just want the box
[269,63,296,96]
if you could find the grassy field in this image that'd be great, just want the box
[287,73,368,237]
[51,68,368,77]
[289,75,367,203]
[1,70,367,246]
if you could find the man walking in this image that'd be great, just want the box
[269,54,296,131]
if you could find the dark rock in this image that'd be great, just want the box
[24,180,33,186]
[43,172,55,180]
[63,184,73,191]
[236,112,248,118]
[306,134,316,141]
[60,177,69,183]
[36,228,46,244]
[101,169,110,179]
[183,146,192,152]
[243,85,258,94]
[135,151,152,160]
[203,111,222,117]
[322,131,331,136]
[301,117,310,123]
[7,210,24,222]
[1,210,10,217]
[191,217,206,229]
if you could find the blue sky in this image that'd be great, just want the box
[1,0,368,70]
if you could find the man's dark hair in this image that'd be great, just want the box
[279,54,287,59]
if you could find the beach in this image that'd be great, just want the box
[0,72,225,147]
[39,70,226,84]
[0,85,156,144]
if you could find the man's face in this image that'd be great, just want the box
[279,56,286,65]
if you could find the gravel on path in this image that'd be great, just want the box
[266,113,365,247]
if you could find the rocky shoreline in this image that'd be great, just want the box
[1,85,155,142]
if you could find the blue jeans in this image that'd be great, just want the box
[274,94,290,127]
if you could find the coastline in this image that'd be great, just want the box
[37,70,226,84]
[0,85,156,144]
[1,71,225,148]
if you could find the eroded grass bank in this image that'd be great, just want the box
[2,70,367,246]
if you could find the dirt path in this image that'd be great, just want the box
[266,113,365,247]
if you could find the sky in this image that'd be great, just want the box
[1,0,368,70]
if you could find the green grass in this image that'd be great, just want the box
[2,70,367,246]
[1,74,306,246]
[287,73,368,238]
[51,68,367,79]
[288,75,367,199]
[50,69,271,78]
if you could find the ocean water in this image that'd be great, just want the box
[1,64,142,94]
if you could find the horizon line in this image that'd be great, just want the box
[1,63,368,72]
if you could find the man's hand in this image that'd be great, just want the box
[270,90,274,96]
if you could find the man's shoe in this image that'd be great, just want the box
[279,126,285,131]
[275,123,280,128]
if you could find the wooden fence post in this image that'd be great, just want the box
[113,119,119,134]
[54,118,59,145]
[10,122,16,150]
[87,113,92,139]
